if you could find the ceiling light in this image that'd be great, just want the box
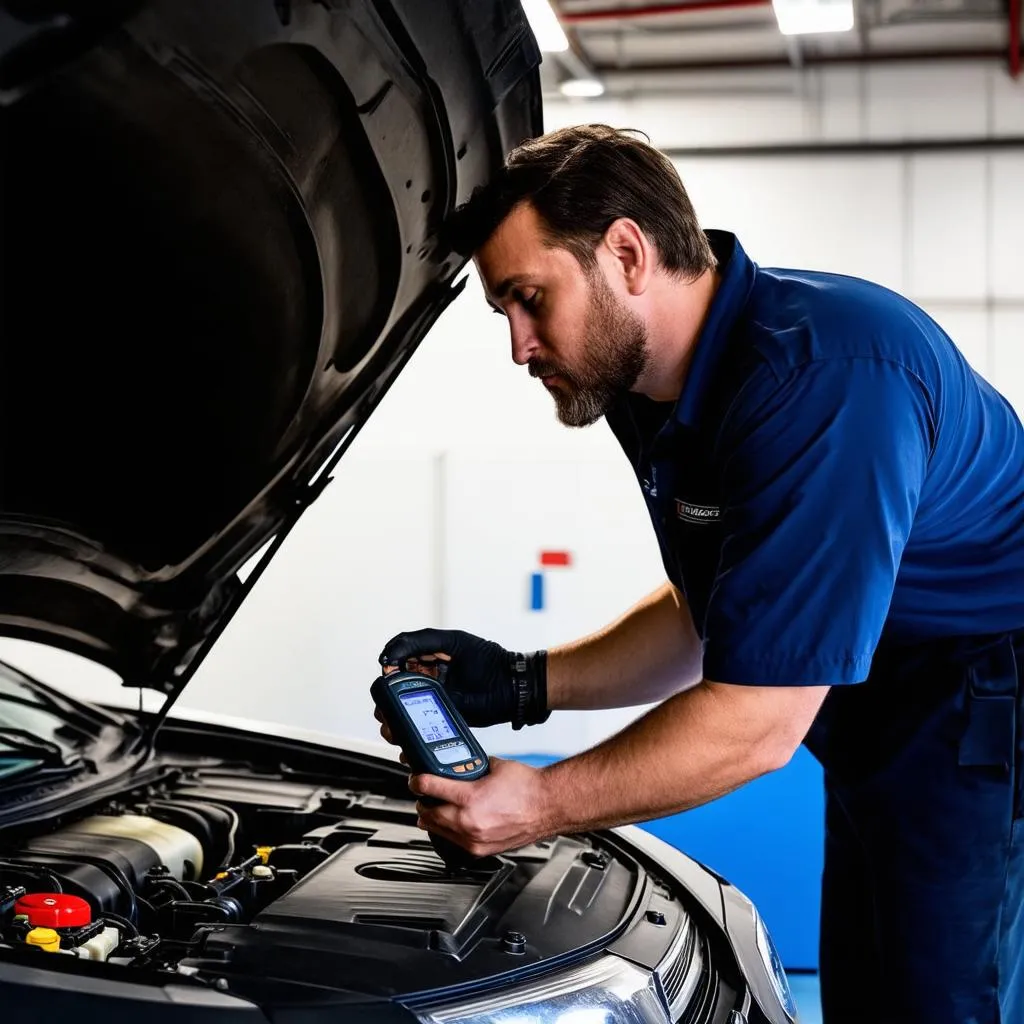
[522,0,569,53]
[559,77,605,98]
[772,0,854,35]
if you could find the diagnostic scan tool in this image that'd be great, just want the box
[371,670,490,869]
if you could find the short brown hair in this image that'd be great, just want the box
[445,124,716,278]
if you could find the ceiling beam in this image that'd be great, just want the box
[559,0,771,24]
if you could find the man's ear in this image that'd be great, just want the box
[601,217,654,296]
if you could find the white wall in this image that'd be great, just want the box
[545,60,1024,405]
[2,61,1022,759]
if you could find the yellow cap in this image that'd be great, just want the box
[256,846,273,865]
[25,927,60,953]
[214,872,229,880]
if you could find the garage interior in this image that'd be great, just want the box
[0,2,1021,1021]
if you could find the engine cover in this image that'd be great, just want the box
[193,816,640,998]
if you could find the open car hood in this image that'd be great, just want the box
[0,1,542,704]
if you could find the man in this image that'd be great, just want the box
[374,125,1024,1022]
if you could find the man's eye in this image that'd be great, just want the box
[520,292,540,313]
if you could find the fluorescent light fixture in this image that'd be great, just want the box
[772,0,854,35]
[559,76,605,98]
[522,0,568,52]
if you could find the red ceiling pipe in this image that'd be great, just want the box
[559,0,771,24]
[592,47,1004,73]
[1011,0,1022,80]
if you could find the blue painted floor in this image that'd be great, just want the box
[788,973,822,1024]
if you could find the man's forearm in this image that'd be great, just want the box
[535,680,830,836]
[545,581,703,711]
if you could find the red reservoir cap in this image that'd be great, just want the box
[14,893,92,928]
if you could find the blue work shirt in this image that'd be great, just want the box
[605,231,1024,686]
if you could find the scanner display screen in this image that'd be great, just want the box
[400,690,458,744]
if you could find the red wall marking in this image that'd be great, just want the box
[539,550,572,567]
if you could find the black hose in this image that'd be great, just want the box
[135,894,156,931]
[0,860,64,892]
[149,877,192,902]
[101,911,139,938]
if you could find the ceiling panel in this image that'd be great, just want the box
[546,0,1014,82]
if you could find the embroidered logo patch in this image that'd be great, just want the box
[676,500,720,523]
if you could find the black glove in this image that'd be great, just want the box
[378,628,550,730]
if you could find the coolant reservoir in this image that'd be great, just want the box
[59,814,204,880]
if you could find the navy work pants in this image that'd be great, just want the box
[804,632,1024,1024]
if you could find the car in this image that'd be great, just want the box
[0,2,799,1022]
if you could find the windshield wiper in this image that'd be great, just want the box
[0,692,99,742]
[0,728,77,768]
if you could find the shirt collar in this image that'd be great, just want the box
[672,230,757,429]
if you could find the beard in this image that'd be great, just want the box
[528,272,649,428]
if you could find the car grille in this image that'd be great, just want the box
[677,939,720,1024]
[656,915,706,1021]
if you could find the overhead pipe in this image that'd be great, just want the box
[559,0,771,24]
[591,46,1004,73]
[1011,0,1021,79]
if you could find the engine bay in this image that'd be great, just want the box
[1,770,337,969]
[0,763,645,999]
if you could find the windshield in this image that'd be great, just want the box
[0,664,130,783]
[0,682,74,771]
[0,675,84,745]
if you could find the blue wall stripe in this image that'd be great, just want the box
[530,572,544,611]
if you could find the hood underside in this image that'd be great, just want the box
[0,1,542,696]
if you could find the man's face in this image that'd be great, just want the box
[475,202,649,427]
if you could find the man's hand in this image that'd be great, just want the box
[377,628,549,729]
[410,757,553,858]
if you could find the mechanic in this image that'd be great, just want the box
[374,125,1024,1023]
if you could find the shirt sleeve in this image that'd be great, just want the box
[701,357,934,686]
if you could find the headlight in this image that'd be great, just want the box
[754,912,797,1021]
[414,954,669,1024]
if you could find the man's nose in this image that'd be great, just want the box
[509,314,539,366]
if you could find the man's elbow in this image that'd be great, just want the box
[756,732,803,775]
[765,684,830,772]
[715,681,830,778]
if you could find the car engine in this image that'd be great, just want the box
[0,770,320,967]
[0,763,644,993]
